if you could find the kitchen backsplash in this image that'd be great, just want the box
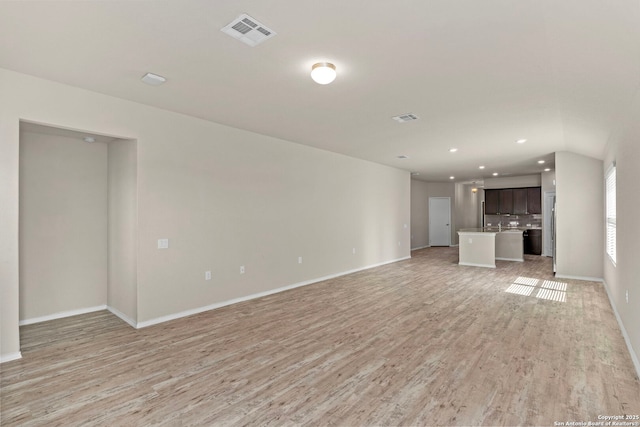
[484,214,542,228]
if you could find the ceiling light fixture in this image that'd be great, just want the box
[492,172,499,176]
[516,139,527,144]
[538,160,545,164]
[449,176,455,180]
[83,136,96,143]
[449,148,458,153]
[311,62,336,85]
[544,168,551,172]
[479,165,486,169]
[141,72,166,86]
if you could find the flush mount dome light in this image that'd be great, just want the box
[311,62,336,85]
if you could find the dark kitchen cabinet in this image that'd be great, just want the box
[527,187,542,214]
[499,189,513,214]
[485,190,500,214]
[512,189,528,214]
[485,189,515,214]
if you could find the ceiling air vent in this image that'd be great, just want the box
[221,13,277,47]
[392,113,419,123]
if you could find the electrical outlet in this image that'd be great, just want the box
[240,265,245,274]
[352,248,356,254]
[157,238,169,249]
[298,257,303,264]
[205,271,212,280]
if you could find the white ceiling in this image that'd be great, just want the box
[1,1,638,182]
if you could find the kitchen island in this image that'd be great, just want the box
[458,228,525,268]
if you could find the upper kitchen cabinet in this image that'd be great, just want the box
[485,189,514,214]
[485,189,500,214]
[499,189,513,214]
[484,187,541,215]
[527,187,541,214]
[513,189,528,214]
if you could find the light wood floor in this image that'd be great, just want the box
[2,247,639,426]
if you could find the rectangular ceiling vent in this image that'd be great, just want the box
[392,113,419,123]
[221,13,277,47]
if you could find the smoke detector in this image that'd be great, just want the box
[392,113,419,123]
[221,14,276,47]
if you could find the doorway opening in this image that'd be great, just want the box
[18,121,138,341]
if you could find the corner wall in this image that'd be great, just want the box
[108,139,138,324]
[18,129,108,322]
[0,68,410,361]
[555,151,603,280]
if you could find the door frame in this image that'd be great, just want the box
[543,191,555,257]
[429,197,451,247]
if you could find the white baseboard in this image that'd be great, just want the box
[19,305,107,326]
[411,245,430,250]
[0,352,22,364]
[107,305,137,328]
[554,274,603,282]
[137,255,412,329]
[602,280,640,380]
[495,257,524,262]
[458,262,496,269]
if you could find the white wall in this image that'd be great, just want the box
[455,183,481,241]
[0,68,410,361]
[483,174,541,189]
[410,180,455,249]
[602,85,640,375]
[19,129,108,322]
[555,151,603,280]
[108,139,138,324]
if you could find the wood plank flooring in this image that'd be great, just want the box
[2,247,639,426]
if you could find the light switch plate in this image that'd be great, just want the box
[157,238,169,249]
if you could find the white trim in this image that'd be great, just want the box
[458,262,496,269]
[137,256,411,329]
[19,305,107,326]
[107,305,137,328]
[495,257,524,262]
[602,280,640,380]
[554,274,603,282]
[0,352,22,364]
[411,245,430,250]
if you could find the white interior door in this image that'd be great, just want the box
[429,197,451,246]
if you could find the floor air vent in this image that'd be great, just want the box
[392,113,419,123]
[221,14,277,47]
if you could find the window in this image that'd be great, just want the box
[605,163,616,264]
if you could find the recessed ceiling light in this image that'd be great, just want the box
[83,136,96,143]
[538,160,545,164]
[141,72,166,86]
[492,172,499,176]
[516,139,527,144]
[449,148,458,153]
[544,168,551,172]
[449,176,455,180]
[397,155,409,159]
[479,165,485,169]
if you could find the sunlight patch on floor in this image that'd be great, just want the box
[505,276,568,302]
